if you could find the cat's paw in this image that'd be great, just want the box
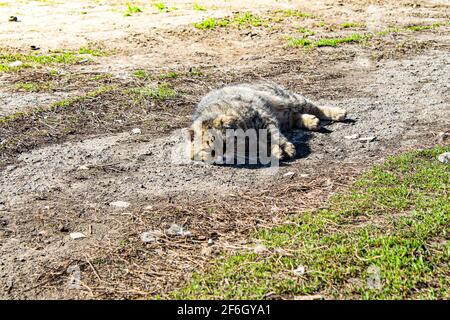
[271,145,283,160]
[299,114,320,131]
[282,142,296,158]
[329,107,347,121]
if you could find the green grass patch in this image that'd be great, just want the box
[124,4,143,16]
[193,3,206,11]
[0,46,108,73]
[340,22,365,28]
[297,27,315,36]
[153,2,177,13]
[89,73,113,81]
[287,37,312,48]
[314,33,368,47]
[133,69,148,78]
[406,22,449,31]
[272,9,313,18]
[194,9,316,30]
[0,86,115,124]
[173,147,450,299]
[288,21,449,50]
[193,11,266,29]
[288,33,368,48]
[15,81,55,92]
[125,82,177,101]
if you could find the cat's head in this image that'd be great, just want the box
[188,114,237,162]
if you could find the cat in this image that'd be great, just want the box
[189,81,347,163]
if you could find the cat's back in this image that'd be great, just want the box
[193,82,286,120]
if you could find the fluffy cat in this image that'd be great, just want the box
[189,82,347,162]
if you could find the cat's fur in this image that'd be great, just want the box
[189,82,347,162]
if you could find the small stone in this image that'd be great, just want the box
[437,152,450,164]
[78,58,90,64]
[110,201,130,208]
[283,171,295,179]
[8,60,23,68]
[253,243,267,254]
[141,230,163,243]
[294,295,324,300]
[9,16,18,22]
[207,239,214,246]
[131,128,141,135]
[30,45,40,51]
[77,165,89,170]
[70,232,86,240]
[344,134,359,140]
[299,173,309,178]
[359,136,376,142]
[293,265,306,276]
[166,224,191,237]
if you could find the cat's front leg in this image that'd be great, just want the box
[297,113,320,131]
[266,124,296,159]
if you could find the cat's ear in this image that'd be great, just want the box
[212,115,237,129]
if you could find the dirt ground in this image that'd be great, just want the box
[0,0,449,299]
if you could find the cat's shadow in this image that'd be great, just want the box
[214,129,314,169]
[207,118,353,169]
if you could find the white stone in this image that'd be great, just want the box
[283,171,295,178]
[141,230,163,243]
[131,128,141,135]
[110,201,130,208]
[8,60,23,68]
[359,136,376,142]
[344,134,359,140]
[70,232,86,240]
[437,152,450,164]
[253,243,267,254]
[293,265,306,276]
[166,224,191,237]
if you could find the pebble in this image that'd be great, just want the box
[359,136,376,142]
[294,295,324,300]
[131,128,141,135]
[283,171,295,178]
[77,165,89,170]
[293,265,306,276]
[110,201,130,208]
[253,243,267,254]
[69,232,86,240]
[166,224,191,237]
[141,230,163,243]
[344,134,359,140]
[8,60,23,68]
[437,152,450,164]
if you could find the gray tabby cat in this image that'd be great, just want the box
[189,82,347,162]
